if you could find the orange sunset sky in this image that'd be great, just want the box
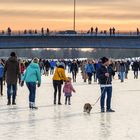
[0,0,140,31]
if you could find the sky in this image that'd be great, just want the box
[0,0,140,31]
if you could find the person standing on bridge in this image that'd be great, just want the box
[137,28,139,36]
[95,27,98,35]
[109,28,112,36]
[4,52,20,105]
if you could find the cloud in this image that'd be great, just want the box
[0,0,134,5]
[0,9,72,19]
[0,8,140,21]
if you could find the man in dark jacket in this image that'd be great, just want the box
[97,57,115,113]
[132,60,139,79]
[70,60,78,82]
[4,52,20,105]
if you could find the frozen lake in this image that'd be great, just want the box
[0,71,140,140]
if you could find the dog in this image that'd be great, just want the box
[83,103,92,114]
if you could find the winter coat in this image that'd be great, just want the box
[70,63,78,73]
[132,61,139,71]
[97,65,114,85]
[22,62,41,84]
[20,64,25,74]
[4,57,20,84]
[53,66,68,81]
[85,63,95,73]
[0,64,4,78]
[50,61,56,68]
[63,81,75,96]
[118,63,126,72]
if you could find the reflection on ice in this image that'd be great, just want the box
[0,72,140,140]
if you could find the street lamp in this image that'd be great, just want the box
[74,0,76,31]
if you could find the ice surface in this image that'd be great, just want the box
[0,71,140,140]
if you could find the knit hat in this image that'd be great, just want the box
[33,57,39,63]
[58,62,65,68]
[10,52,16,57]
[101,57,109,64]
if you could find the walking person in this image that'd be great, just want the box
[53,62,68,105]
[85,60,95,84]
[21,58,41,109]
[81,60,88,82]
[97,57,115,113]
[4,52,20,105]
[119,61,126,82]
[70,60,78,82]
[0,59,4,96]
[132,60,139,79]
[44,60,50,76]
[63,77,76,105]
[50,60,56,75]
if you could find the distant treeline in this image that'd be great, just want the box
[0,48,140,59]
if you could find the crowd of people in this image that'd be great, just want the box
[0,52,140,112]
[0,27,139,36]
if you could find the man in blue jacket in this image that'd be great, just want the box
[97,57,115,113]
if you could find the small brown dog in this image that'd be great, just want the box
[83,103,92,114]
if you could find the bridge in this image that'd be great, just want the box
[0,35,140,49]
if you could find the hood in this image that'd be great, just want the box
[65,81,71,86]
[29,62,39,69]
[8,57,17,62]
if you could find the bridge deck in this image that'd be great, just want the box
[0,35,140,49]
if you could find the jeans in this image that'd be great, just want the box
[26,82,36,103]
[100,86,112,110]
[53,80,62,104]
[50,67,54,75]
[93,72,97,82]
[65,96,71,104]
[7,84,17,100]
[119,72,125,82]
[134,71,138,79]
[87,73,93,82]
[72,70,77,82]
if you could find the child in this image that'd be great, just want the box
[63,77,76,105]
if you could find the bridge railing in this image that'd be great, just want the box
[0,30,139,37]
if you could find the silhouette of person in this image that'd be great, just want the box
[112,27,115,35]
[109,28,112,36]
[46,28,50,35]
[41,28,44,36]
[7,27,12,36]
[95,27,98,35]
[137,28,139,36]
[90,27,93,34]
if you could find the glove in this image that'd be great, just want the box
[37,83,41,87]
[20,81,24,87]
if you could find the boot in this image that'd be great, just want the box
[12,98,16,105]
[88,80,91,84]
[58,94,62,105]
[30,102,38,109]
[54,94,56,105]
[29,102,32,108]
[7,98,11,105]
[106,109,115,112]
